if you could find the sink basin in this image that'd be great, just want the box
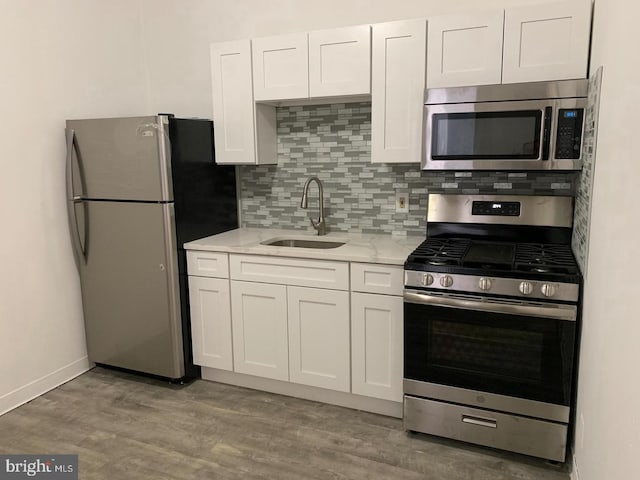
[261,238,345,249]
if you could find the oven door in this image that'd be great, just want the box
[423,99,583,171]
[403,290,577,417]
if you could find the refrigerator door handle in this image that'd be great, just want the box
[65,128,87,262]
[156,115,173,202]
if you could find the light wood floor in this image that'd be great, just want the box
[0,368,570,479]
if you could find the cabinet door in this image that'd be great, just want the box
[188,276,233,371]
[351,293,403,402]
[287,286,350,392]
[252,32,309,101]
[371,19,426,164]
[503,0,591,83]
[210,40,256,165]
[231,281,289,381]
[309,25,371,97]
[427,10,504,88]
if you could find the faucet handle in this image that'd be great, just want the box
[310,217,327,236]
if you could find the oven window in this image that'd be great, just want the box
[430,320,544,383]
[404,302,576,405]
[431,111,542,160]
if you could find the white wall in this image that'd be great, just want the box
[571,1,640,479]
[139,0,550,118]
[0,0,151,414]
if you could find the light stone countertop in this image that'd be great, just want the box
[184,228,425,266]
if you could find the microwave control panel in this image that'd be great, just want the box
[555,109,584,159]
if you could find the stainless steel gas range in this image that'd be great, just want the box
[403,194,581,462]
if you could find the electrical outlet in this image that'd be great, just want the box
[396,192,409,213]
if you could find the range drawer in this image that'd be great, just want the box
[186,251,229,279]
[403,395,567,462]
[350,263,403,296]
[229,254,349,290]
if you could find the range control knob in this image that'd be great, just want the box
[519,281,534,295]
[440,275,454,288]
[478,277,492,291]
[541,283,557,298]
[422,273,434,286]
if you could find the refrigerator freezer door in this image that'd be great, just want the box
[66,116,173,202]
[79,201,184,378]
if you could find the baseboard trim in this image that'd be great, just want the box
[201,367,403,418]
[571,453,580,480]
[0,356,92,416]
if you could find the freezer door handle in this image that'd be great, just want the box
[65,128,86,263]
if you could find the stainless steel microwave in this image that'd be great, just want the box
[423,79,588,171]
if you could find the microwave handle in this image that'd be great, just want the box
[541,106,553,160]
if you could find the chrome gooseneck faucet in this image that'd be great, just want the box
[300,176,326,236]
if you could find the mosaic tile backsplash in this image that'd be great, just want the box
[238,102,579,236]
[571,67,603,275]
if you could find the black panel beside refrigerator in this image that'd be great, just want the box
[168,117,238,380]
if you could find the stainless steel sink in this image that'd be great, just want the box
[261,238,345,249]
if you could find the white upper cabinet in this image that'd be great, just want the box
[502,0,592,84]
[309,25,371,97]
[427,1,592,88]
[252,27,371,102]
[371,19,427,164]
[210,40,276,165]
[210,40,256,164]
[427,10,505,88]
[252,32,309,101]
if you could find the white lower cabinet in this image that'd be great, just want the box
[188,276,233,371]
[230,280,289,381]
[351,292,403,402]
[288,286,350,392]
[190,252,406,407]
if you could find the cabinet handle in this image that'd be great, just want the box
[461,414,497,429]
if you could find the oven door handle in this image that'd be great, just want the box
[403,290,577,321]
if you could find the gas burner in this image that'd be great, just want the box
[428,259,456,266]
[530,266,552,273]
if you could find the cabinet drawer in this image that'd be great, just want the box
[230,254,348,290]
[350,263,403,295]
[187,251,229,279]
[403,396,567,461]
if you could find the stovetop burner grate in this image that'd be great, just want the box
[406,238,579,277]
[406,238,471,266]
[514,243,578,274]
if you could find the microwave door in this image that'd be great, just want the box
[423,100,553,171]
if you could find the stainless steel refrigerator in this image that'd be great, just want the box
[65,115,238,380]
